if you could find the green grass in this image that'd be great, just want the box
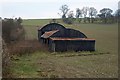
[22,19,59,26]
[10,19,118,78]
[11,51,117,78]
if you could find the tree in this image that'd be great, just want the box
[99,8,113,23]
[17,17,22,24]
[82,7,89,23]
[2,18,25,43]
[106,13,114,23]
[76,8,82,23]
[59,5,70,20]
[2,19,15,43]
[76,8,82,18]
[115,9,120,17]
[68,11,74,18]
[66,11,75,24]
[114,9,120,23]
[89,7,97,23]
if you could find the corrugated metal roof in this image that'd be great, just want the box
[50,38,95,41]
[41,30,59,38]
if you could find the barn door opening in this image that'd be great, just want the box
[52,43,55,52]
[44,38,49,44]
[41,31,45,35]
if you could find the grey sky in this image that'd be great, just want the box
[0,0,119,19]
[118,1,120,9]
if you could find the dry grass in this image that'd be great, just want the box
[2,40,12,78]
[7,40,48,56]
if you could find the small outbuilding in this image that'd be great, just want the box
[49,38,95,52]
[38,23,95,52]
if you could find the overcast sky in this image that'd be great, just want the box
[0,0,119,19]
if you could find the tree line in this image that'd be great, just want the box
[59,5,120,24]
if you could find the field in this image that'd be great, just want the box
[10,19,118,78]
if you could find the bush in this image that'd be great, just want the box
[2,18,25,44]
[62,18,75,24]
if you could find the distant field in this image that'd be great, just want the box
[10,19,118,78]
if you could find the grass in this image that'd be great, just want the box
[9,19,118,78]
[11,51,117,78]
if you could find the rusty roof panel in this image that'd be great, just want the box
[41,30,59,38]
[50,37,95,41]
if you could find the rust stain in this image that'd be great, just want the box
[50,37,95,41]
[41,30,59,38]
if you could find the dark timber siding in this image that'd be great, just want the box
[49,39,95,52]
[66,28,87,38]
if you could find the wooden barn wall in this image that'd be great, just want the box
[54,40,67,52]
[51,30,66,38]
[41,23,65,32]
[66,29,87,38]
[49,40,95,52]
[51,29,87,38]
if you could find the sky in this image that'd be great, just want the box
[0,0,119,19]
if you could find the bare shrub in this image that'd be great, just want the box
[8,39,48,56]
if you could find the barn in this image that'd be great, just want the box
[38,23,95,52]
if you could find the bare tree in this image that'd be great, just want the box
[82,7,89,23]
[68,11,74,18]
[66,11,75,24]
[59,5,70,19]
[89,7,97,23]
[76,8,82,23]
[76,8,82,18]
